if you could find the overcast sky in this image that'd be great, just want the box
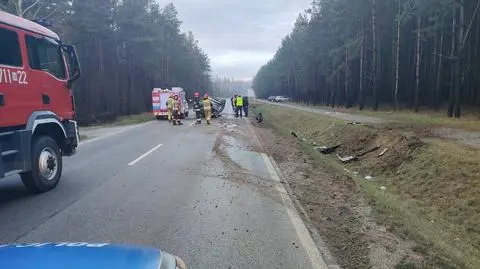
[168,0,312,80]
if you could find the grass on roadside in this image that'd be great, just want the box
[79,113,154,127]
[313,104,480,132]
[113,113,154,126]
[253,102,480,269]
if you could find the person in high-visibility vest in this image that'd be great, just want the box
[235,94,244,118]
[166,94,174,122]
[203,93,213,125]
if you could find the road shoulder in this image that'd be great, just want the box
[250,102,479,269]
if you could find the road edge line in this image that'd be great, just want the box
[266,155,341,269]
[246,116,340,269]
[261,153,330,269]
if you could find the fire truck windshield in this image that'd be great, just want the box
[26,35,66,80]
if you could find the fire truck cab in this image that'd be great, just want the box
[0,11,81,193]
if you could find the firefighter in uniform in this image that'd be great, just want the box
[166,94,174,122]
[193,92,202,124]
[172,94,183,125]
[203,94,213,125]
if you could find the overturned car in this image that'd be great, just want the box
[198,97,226,118]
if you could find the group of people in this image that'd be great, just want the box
[231,94,249,118]
[166,92,213,126]
[167,92,247,126]
[193,92,213,125]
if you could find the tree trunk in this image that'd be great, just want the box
[97,39,104,73]
[432,26,438,108]
[454,4,464,118]
[371,0,378,111]
[16,0,23,16]
[330,78,335,108]
[394,0,401,110]
[345,47,350,108]
[312,63,317,104]
[414,15,422,113]
[448,9,456,117]
[476,15,480,106]
[435,27,444,111]
[293,35,298,97]
[113,35,121,116]
[359,35,365,110]
[406,33,413,108]
[126,48,134,115]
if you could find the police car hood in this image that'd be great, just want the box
[0,242,177,269]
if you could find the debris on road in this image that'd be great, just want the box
[314,144,341,154]
[358,145,381,157]
[347,122,367,126]
[377,148,388,157]
[256,113,263,123]
[337,155,358,163]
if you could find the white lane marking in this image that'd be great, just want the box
[261,153,329,269]
[128,143,163,166]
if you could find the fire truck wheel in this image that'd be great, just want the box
[21,136,63,193]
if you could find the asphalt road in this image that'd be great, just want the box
[0,105,327,269]
[256,99,386,124]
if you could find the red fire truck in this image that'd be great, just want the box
[0,11,81,193]
[152,88,172,120]
[152,88,189,120]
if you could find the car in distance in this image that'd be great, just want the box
[274,96,290,102]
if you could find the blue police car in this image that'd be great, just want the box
[0,242,186,269]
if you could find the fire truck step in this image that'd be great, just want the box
[1,150,18,157]
[0,131,15,137]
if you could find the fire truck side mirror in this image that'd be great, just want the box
[63,45,81,89]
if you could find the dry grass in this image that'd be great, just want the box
[113,113,154,126]
[326,106,480,132]
[253,102,480,269]
[81,113,154,127]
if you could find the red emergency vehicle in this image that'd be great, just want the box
[152,88,189,120]
[152,88,173,120]
[171,87,189,118]
[0,11,81,193]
